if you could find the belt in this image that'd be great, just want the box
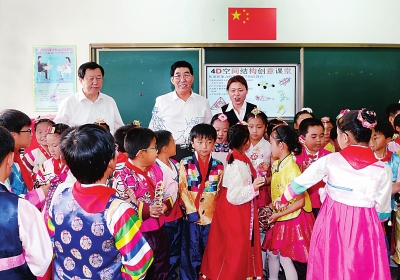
[0,252,25,271]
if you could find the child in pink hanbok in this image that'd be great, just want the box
[276,109,392,279]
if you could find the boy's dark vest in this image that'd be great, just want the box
[221,102,257,127]
[0,184,35,279]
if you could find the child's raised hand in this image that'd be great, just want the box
[253,177,265,191]
[123,188,137,204]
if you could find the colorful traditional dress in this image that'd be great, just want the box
[295,144,331,217]
[114,161,171,280]
[200,151,262,280]
[263,155,314,263]
[178,153,224,280]
[22,145,51,175]
[281,145,392,279]
[47,181,153,280]
[0,182,52,279]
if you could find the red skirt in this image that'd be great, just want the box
[200,187,263,279]
[262,209,315,262]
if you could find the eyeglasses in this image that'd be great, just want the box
[20,128,32,134]
[173,74,192,80]
[141,145,158,152]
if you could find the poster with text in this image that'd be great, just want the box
[33,46,76,111]
[205,64,301,120]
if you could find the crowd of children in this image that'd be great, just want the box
[1,102,400,280]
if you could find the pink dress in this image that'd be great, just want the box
[282,145,392,279]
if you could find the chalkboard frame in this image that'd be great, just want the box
[204,64,302,120]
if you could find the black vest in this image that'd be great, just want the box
[0,184,35,279]
[221,102,257,127]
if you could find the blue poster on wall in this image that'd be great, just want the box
[33,46,76,111]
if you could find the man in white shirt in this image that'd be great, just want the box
[149,61,212,160]
[54,62,124,133]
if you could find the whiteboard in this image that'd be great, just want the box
[204,64,301,120]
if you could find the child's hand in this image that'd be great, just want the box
[258,162,269,173]
[161,203,168,214]
[274,197,287,210]
[253,177,265,191]
[149,204,163,218]
[268,213,280,224]
[123,188,137,204]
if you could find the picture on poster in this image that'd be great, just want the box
[204,64,301,119]
[33,46,76,111]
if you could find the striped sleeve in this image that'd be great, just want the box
[107,199,153,280]
[22,151,35,171]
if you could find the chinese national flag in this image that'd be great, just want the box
[228,8,276,40]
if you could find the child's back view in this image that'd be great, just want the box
[47,124,153,279]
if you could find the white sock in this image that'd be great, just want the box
[280,256,298,280]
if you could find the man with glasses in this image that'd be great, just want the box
[149,61,212,161]
[54,62,124,133]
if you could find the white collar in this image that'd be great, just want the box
[225,101,247,113]
[78,89,102,102]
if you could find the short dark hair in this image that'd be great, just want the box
[50,123,70,135]
[0,126,14,165]
[34,118,55,131]
[374,121,394,139]
[298,118,324,136]
[244,110,268,125]
[190,124,217,142]
[114,123,138,153]
[170,61,193,77]
[226,75,248,91]
[124,127,156,159]
[60,124,115,184]
[385,103,400,119]
[78,62,104,79]
[330,125,338,140]
[294,109,315,124]
[155,130,173,154]
[227,124,250,164]
[0,109,31,133]
[337,109,377,143]
[394,114,400,130]
[271,125,302,155]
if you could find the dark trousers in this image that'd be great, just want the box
[180,220,210,280]
[142,226,169,280]
[165,218,183,280]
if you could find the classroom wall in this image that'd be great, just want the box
[1,0,400,117]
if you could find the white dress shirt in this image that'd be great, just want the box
[148,91,212,144]
[54,90,124,133]
[216,101,249,122]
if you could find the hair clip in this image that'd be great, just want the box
[300,107,313,114]
[321,116,330,123]
[357,108,377,129]
[45,126,56,134]
[94,119,106,125]
[336,109,350,120]
[217,114,228,122]
[133,120,141,126]
[237,120,248,126]
[251,107,262,116]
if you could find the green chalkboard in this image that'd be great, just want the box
[304,48,400,121]
[97,48,202,126]
[205,47,300,64]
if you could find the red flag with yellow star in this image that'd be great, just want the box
[228,8,276,40]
